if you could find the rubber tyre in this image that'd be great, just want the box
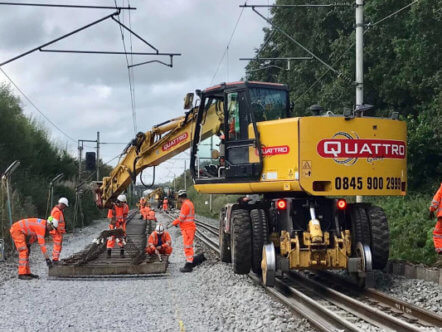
[365,205,389,270]
[250,209,268,274]
[348,204,371,253]
[219,208,231,263]
[231,209,252,274]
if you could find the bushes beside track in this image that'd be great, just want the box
[0,84,107,253]
[368,194,437,266]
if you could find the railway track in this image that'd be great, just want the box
[164,211,442,331]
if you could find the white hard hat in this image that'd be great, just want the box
[47,216,59,229]
[177,189,186,197]
[117,194,127,202]
[155,224,164,234]
[58,197,69,207]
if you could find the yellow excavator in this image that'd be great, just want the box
[96,81,407,287]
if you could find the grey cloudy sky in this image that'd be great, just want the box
[0,0,274,184]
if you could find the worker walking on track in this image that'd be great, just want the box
[50,197,68,265]
[172,190,196,272]
[107,194,129,258]
[10,217,58,280]
[429,183,442,254]
[162,198,168,212]
[146,224,172,257]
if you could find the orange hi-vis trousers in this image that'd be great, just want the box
[182,228,195,263]
[10,228,30,275]
[146,245,173,256]
[106,222,126,249]
[50,224,64,261]
[433,217,442,253]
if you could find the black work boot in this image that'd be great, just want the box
[192,253,206,267]
[107,249,112,258]
[29,273,39,279]
[18,274,33,280]
[180,262,193,273]
[120,249,125,258]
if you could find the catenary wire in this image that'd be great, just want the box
[0,67,77,142]
[292,0,420,104]
[114,0,137,134]
[210,1,248,85]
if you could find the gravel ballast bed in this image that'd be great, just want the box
[0,214,314,331]
[196,212,442,319]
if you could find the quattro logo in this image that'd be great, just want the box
[317,132,406,165]
[162,132,189,151]
[258,145,290,156]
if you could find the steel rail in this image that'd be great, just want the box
[315,270,442,329]
[169,212,442,331]
[194,219,218,235]
[288,271,423,331]
[165,212,219,254]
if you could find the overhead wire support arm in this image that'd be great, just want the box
[240,4,351,8]
[129,55,177,69]
[0,2,136,10]
[111,16,159,53]
[244,6,344,79]
[239,57,313,61]
[0,10,120,66]
[39,50,181,56]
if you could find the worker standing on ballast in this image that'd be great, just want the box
[146,224,172,257]
[429,183,442,254]
[162,197,169,212]
[10,217,58,280]
[50,197,68,265]
[172,190,196,272]
[107,194,129,258]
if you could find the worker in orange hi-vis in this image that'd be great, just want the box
[162,198,169,212]
[10,217,58,280]
[50,197,69,265]
[145,224,172,257]
[172,190,196,272]
[429,183,442,254]
[142,203,151,221]
[106,194,129,258]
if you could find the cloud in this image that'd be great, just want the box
[0,0,273,184]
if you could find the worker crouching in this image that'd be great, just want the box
[10,217,58,280]
[107,194,129,258]
[146,224,172,258]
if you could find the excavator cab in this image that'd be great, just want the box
[190,81,289,184]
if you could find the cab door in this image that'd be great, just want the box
[224,90,262,179]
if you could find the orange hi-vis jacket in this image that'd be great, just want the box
[148,231,172,248]
[172,199,196,230]
[108,203,129,227]
[430,183,442,218]
[146,209,156,221]
[50,206,66,234]
[10,218,48,255]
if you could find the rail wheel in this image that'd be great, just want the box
[250,209,268,274]
[231,209,252,274]
[261,243,276,287]
[352,241,373,288]
[365,205,389,270]
[219,208,231,263]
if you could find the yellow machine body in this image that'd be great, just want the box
[194,116,407,196]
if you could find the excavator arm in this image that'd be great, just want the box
[96,99,223,208]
